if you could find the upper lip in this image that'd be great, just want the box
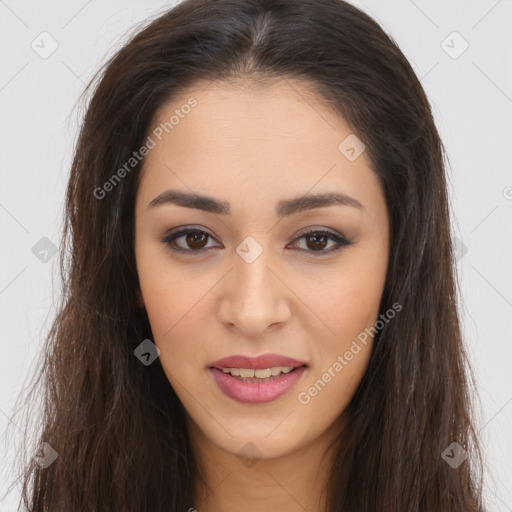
[209,353,308,370]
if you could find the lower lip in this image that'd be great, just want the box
[209,366,307,404]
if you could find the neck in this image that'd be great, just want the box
[187,413,346,512]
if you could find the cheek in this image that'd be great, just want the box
[138,263,216,389]
[324,275,384,345]
[301,249,387,407]
[135,226,234,387]
[321,248,388,345]
[137,247,208,339]
[297,286,378,418]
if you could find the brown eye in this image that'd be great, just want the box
[304,233,329,251]
[291,229,352,254]
[185,232,209,250]
[163,229,220,253]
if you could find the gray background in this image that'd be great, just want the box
[0,0,511,510]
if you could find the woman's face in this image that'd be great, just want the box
[134,78,389,461]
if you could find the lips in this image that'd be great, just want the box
[209,353,308,370]
[209,365,307,404]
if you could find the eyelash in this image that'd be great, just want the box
[161,226,353,256]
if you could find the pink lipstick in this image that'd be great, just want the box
[208,353,308,404]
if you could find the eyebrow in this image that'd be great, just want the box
[147,189,364,217]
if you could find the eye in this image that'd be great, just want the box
[162,226,353,255]
[288,229,353,254]
[162,227,221,254]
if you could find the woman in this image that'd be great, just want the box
[7,0,485,510]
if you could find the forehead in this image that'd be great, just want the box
[146,77,356,159]
[137,78,383,217]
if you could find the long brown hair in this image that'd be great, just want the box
[4,0,485,510]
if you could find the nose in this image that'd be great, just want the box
[218,246,291,338]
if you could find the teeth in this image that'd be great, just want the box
[221,366,296,378]
[255,368,271,378]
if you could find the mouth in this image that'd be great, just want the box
[207,353,309,403]
[208,357,308,404]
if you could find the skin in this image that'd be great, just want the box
[134,78,390,512]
